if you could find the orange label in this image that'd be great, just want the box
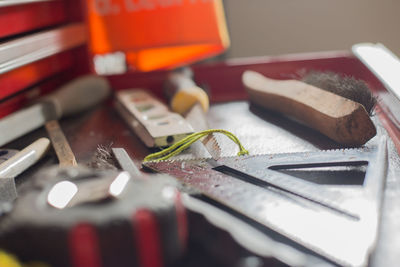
[86,0,230,71]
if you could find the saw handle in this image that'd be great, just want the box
[41,75,111,119]
[242,70,376,146]
[164,67,209,115]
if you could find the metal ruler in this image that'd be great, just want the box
[144,136,388,266]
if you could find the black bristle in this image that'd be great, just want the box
[302,71,377,115]
[88,144,120,170]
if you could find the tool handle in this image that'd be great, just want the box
[164,67,209,115]
[242,70,376,146]
[0,138,50,178]
[42,75,111,118]
[0,76,110,147]
[45,120,77,167]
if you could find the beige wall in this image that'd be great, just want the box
[223,0,400,58]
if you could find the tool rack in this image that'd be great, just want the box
[1,1,400,266]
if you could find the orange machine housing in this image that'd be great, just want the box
[0,0,229,117]
[85,0,230,71]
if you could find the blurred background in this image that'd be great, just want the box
[87,0,400,74]
[223,0,400,58]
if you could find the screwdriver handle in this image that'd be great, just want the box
[164,67,209,115]
[41,75,111,119]
[0,76,110,147]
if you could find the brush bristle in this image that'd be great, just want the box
[88,144,119,170]
[302,71,376,115]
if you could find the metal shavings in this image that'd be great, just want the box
[87,143,119,170]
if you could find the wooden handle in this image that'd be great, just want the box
[164,67,209,115]
[42,75,111,118]
[242,70,376,146]
[0,76,110,147]
[45,120,77,167]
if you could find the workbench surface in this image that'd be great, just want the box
[4,52,400,266]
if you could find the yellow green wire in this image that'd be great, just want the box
[143,129,249,162]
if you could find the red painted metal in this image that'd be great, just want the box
[106,51,400,154]
[0,51,74,100]
[0,0,90,115]
[0,91,31,118]
[133,209,163,267]
[174,191,188,251]
[0,70,81,118]
[0,45,90,119]
[106,51,386,102]
[0,2,67,39]
[192,53,384,102]
[69,223,102,267]
[66,0,87,22]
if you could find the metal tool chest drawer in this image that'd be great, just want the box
[0,0,89,118]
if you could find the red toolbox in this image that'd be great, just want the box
[1,1,400,267]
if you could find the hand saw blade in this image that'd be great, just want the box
[143,136,388,266]
[183,103,221,160]
[163,67,221,160]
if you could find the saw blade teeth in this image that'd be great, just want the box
[144,147,371,165]
[319,147,366,153]
[230,147,371,161]
[143,157,210,164]
[203,134,222,159]
[145,158,184,164]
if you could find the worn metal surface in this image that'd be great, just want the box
[184,103,222,160]
[6,99,399,266]
[206,102,400,267]
[144,136,387,266]
[142,100,400,266]
[57,100,400,267]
